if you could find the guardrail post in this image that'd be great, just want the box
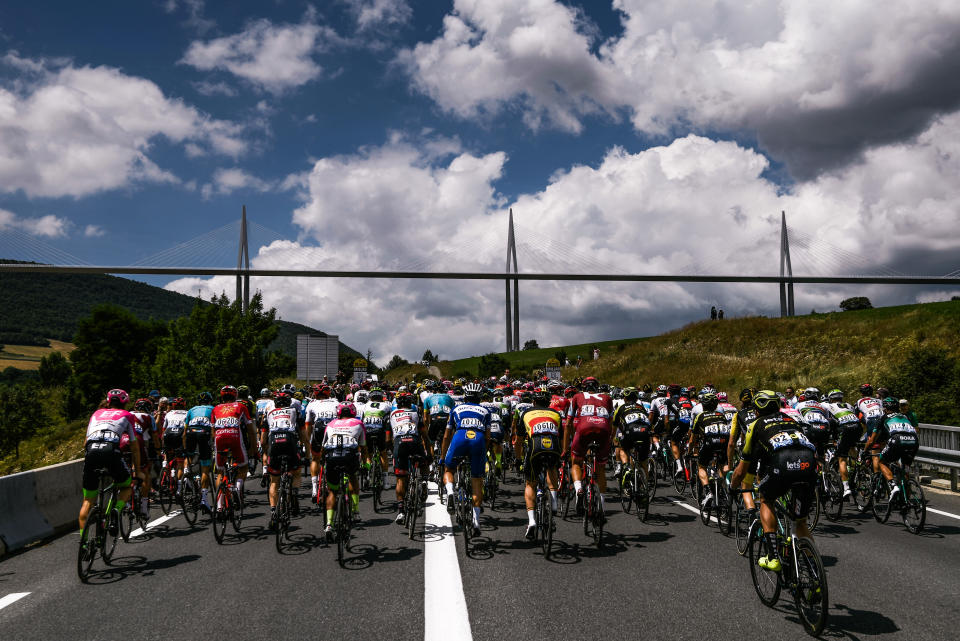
[953,469,959,492]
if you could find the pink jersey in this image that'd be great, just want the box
[85,409,138,445]
[322,417,366,450]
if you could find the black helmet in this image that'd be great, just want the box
[859,383,874,396]
[700,392,719,412]
[753,390,780,416]
[197,391,213,405]
[881,397,899,413]
[532,386,550,406]
[274,392,292,408]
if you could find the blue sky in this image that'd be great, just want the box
[2,1,960,360]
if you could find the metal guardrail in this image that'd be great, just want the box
[917,423,960,491]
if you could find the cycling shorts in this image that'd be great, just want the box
[836,423,864,456]
[393,435,427,477]
[185,428,213,466]
[571,418,611,464]
[365,428,390,452]
[670,421,691,444]
[310,423,329,456]
[880,434,919,466]
[214,430,248,468]
[757,447,817,518]
[488,423,505,444]
[163,430,185,457]
[267,431,301,476]
[324,451,360,488]
[445,429,486,477]
[428,415,449,442]
[698,436,729,467]
[82,441,132,497]
[523,433,560,482]
[618,424,650,456]
[803,423,831,453]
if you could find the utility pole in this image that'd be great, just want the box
[505,209,519,351]
[237,205,250,313]
[780,211,795,317]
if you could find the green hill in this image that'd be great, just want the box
[0,260,359,358]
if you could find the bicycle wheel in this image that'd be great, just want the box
[823,469,844,521]
[807,486,821,531]
[275,483,288,553]
[77,509,97,581]
[159,473,174,515]
[645,463,658,503]
[212,488,228,544]
[101,508,119,564]
[181,479,198,525]
[407,474,420,540]
[592,485,603,549]
[230,489,243,532]
[748,521,781,606]
[618,468,633,514]
[699,488,713,526]
[582,483,592,537]
[372,460,383,511]
[538,490,553,558]
[793,537,829,636]
[719,485,733,536]
[852,468,873,512]
[734,499,752,556]
[902,479,926,534]
[336,494,347,567]
[119,503,135,543]
[636,467,650,522]
[872,477,891,523]
[673,463,687,495]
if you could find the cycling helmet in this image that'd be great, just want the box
[237,385,250,398]
[716,392,728,403]
[687,386,698,397]
[622,386,639,400]
[316,385,332,399]
[219,385,238,402]
[107,389,129,405]
[369,387,385,402]
[547,379,563,393]
[564,386,577,398]
[859,383,874,396]
[738,388,754,405]
[134,398,153,412]
[197,391,213,405]
[656,384,668,397]
[464,382,483,398]
[336,402,357,419]
[881,397,899,413]
[582,377,599,392]
[532,386,550,404]
[259,387,271,398]
[519,391,533,403]
[598,384,610,393]
[667,383,681,396]
[395,392,414,408]
[171,397,186,410]
[804,387,820,401]
[700,392,719,411]
[274,392,291,408]
[753,390,780,415]
[827,389,843,402]
[354,390,369,403]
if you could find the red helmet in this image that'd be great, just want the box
[220,385,238,402]
[134,398,153,412]
[172,397,186,410]
[316,385,332,399]
[582,377,599,391]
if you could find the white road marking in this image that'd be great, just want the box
[927,506,960,521]
[667,496,720,524]
[129,510,182,538]
[0,592,30,611]
[424,482,473,641]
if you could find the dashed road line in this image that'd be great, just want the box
[130,510,182,538]
[424,482,472,641]
[0,592,30,612]
[927,506,960,521]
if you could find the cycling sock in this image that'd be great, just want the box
[472,507,481,526]
[351,493,359,512]
[495,452,502,467]
[765,532,778,559]
[550,491,558,510]
[201,488,210,506]
[527,509,536,526]
[326,509,334,524]
[236,477,244,494]
[574,480,582,493]
[445,482,455,497]
[312,476,319,495]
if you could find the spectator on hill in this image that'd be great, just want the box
[711,306,718,320]
[784,387,798,407]
[564,357,571,367]
[718,309,724,319]
[900,399,918,427]
[593,347,600,360]
[576,355,583,368]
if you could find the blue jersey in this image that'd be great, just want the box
[185,405,214,429]
[447,403,491,433]
[424,393,455,418]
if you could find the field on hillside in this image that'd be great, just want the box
[0,340,75,370]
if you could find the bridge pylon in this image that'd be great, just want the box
[237,206,250,313]
[505,209,519,352]
[780,211,795,317]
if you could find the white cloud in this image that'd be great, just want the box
[200,167,273,199]
[343,0,412,31]
[83,224,105,238]
[192,80,237,96]
[167,113,960,361]
[181,15,342,93]
[0,54,246,198]
[0,209,69,237]
[402,1,960,174]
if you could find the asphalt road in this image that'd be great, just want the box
[2,466,960,640]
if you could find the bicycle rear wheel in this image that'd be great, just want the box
[77,510,98,581]
[902,479,926,534]
[793,537,829,636]
[337,492,350,567]
[537,490,553,558]
[823,469,844,521]
[636,468,650,522]
[618,469,633,514]
[275,484,288,553]
[807,486,821,531]
[372,460,383,511]
[407,473,420,540]
[212,488,228,543]
[181,479,198,525]
[119,503,135,543]
[159,473,174,515]
[748,521,780,606]
[672,463,687,496]
[101,508,119,564]
[230,489,243,532]
[872,478,891,523]
[592,486,604,549]
[734,499,752,556]
[718,485,733,536]
[699,489,713,526]
[852,467,872,512]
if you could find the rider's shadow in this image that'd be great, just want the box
[815,602,899,640]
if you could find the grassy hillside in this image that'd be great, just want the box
[0,260,358,359]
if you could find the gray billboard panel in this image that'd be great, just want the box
[297,334,339,381]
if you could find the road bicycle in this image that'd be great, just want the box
[534,462,555,559]
[558,455,574,519]
[119,474,149,542]
[77,466,122,581]
[697,451,732,535]
[212,450,245,544]
[274,458,297,553]
[733,485,757,556]
[402,454,428,540]
[747,485,829,636]
[326,463,355,567]
[451,456,477,550]
[581,442,604,550]
[617,443,655,522]
[483,451,499,510]
[871,461,926,534]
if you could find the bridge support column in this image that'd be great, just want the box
[780,211,795,317]
[237,205,250,313]
[505,209,519,351]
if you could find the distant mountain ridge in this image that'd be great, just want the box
[0,260,359,358]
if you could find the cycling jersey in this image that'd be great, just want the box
[82,409,138,495]
[549,395,570,415]
[392,407,426,477]
[568,391,613,463]
[323,417,366,478]
[613,402,651,458]
[85,408,138,445]
[265,407,299,434]
[361,401,391,433]
[780,406,803,422]
[389,408,421,437]
[212,401,252,468]
[692,410,731,465]
[730,407,758,448]
[162,409,188,453]
[518,407,562,482]
[480,401,505,442]
[255,398,274,426]
[520,407,563,437]
[741,414,817,513]
[876,413,919,466]
[718,402,738,423]
[264,407,301,475]
[797,403,832,455]
[305,398,340,452]
[856,397,885,431]
[741,415,815,466]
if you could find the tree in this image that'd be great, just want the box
[523,339,539,350]
[387,355,408,370]
[421,349,438,363]
[38,351,71,388]
[69,305,166,409]
[478,352,510,378]
[839,297,873,311]
[0,383,47,458]
[136,293,277,399]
